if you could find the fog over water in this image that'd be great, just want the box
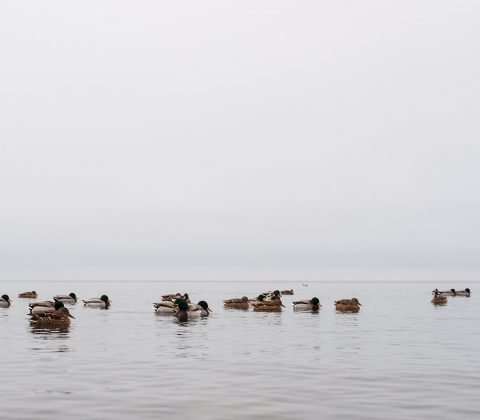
[1,1,479,281]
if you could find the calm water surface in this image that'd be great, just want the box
[1,281,479,419]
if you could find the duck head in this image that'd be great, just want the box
[69,292,78,301]
[1,294,10,303]
[197,300,211,314]
[310,297,321,310]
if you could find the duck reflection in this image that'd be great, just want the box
[28,325,71,352]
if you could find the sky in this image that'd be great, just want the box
[0,1,479,281]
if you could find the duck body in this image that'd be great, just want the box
[54,293,77,304]
[335,298,362,313]
[18,291,37,299]
[431,288,470,297]
[224,297,249,310]
[153,300,177,314]
[29,301,74,327]
[29,301,57,315]
[83,295,111,309]
[0,295,11,308]
[293,297,321,312]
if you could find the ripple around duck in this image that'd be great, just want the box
[2,280,480,419]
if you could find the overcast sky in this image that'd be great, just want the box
[1,1,479,281]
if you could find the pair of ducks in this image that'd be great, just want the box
[153,293,212,320]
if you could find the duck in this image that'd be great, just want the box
[83,295,111,309]
[292,297,321,311]
[251,301,283,312]
[53,293,78,304]
[182,293,191,304]
[162,293,182,301]
[0,295,11,308]
[18,291,37,299]
[431,288,470,297]
[153,298,184,314]
[431,291,447,305]
[224,296,250,310]
[28,301,74,327]
[187,301,211,317]
[335,298,362,313]
[281,289,294,295]
[29,300,56,314]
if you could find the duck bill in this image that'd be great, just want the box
[68,313,75,319]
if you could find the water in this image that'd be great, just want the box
[1,281,479,419]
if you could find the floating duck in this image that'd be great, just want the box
[431,292,447,305]
[153,298,183,314]
[28,301,74,327]
[162,293,182,301]
[281,289,294,295]
[54,293,78,304]
[83,295,111,309]
[29,300,56,315]
[431,288,470,297]
[0,295,11,308]
[335,298,362,313]
[18,291,37,299]
[224,296,250,310]
[293,297,321,311]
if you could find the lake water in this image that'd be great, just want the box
[1,280,479,419]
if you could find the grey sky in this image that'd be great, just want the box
[1,1,479,281]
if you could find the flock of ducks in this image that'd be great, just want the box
[431,288,470,305]
[0,292,111,327]
[0,286,471,326]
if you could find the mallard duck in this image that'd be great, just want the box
[18,291,37,299]
[281,289,294,295]
[29,300,56,314]
[224,296,250,310]
[0,295,11,308]
[187,301,211,317]
[54,293,77,304]
[83,295,111,309]
[162,293,182,301]
[431,292,447,305]
[182,293,191,304]
[29,301,74,326]
[335,298,362,313]
[153,298,184,314]
[293,297,321,311]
